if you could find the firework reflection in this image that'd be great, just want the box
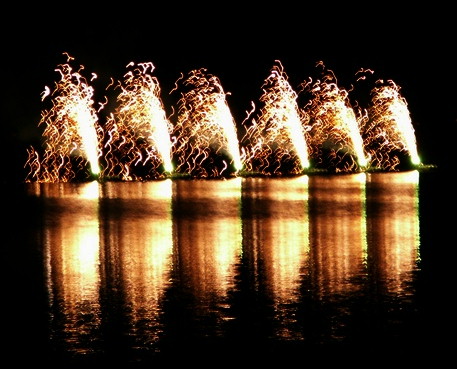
[241,176,309,339]
[98,180,173,358]
[366,171,420,295]
[306,174,367,341]
[166,178,242,339]
[36,182,102,356]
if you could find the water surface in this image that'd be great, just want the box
[2,171,447,365]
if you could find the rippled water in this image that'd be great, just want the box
[2,170,448,366]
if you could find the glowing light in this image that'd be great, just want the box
[102,178,173,200]
[241,176,309,339]
[173,179,242,316]
[308,174,367,297]
[25,53,103,182]
[171,68,242,177]
[27,181,100,200]
[101,182,173,347]
[24,58,426,182]
[301,62,368,172]
[242,62,310,175]
[364,79,421,169]
[42,189,101,354]
[366,171,420,294]
[101,62,173,180]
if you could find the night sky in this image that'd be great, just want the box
[2,5,454,183]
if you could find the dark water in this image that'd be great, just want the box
[2,170,451,366]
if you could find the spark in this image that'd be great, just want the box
[363,79,421,169]
[355,68,375,82]
[41,86,51,101]
[25,58,424,182]
[300,63,368,172]
[101,62,173,180]
[241,61,310,175]
[25,54,103,182]
[171,68,242,178]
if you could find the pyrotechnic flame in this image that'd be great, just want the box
[300,62,368,172]
[170,68,242,178]
[101,62,173,180]
[25,56,425,182]
[25,54,103,182]
[241,61,310,175]
[363,79,421,169]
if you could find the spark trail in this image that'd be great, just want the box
[24,57,425,182]
[363,79,421,170]
[301,62,368,172]
[241,61,310,175]
[101,62,173,180]
[171,68,242,178]
[25,53,103,182]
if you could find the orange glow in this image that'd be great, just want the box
[366,171,420,294]
[27,181,100,199]
[99,181,173,345]
[241,176,309,339]
[308,174,367,296]
[173,178,242,316]
[101,178,172,200]
[42,185,101,354]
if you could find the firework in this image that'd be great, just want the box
[24,57,425,183]
[241,61,310,176]
[170,68,242,178]
[101,62,173,180]
[363,79,421,170]
[300,62,368,172]
[25,53,103,182]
